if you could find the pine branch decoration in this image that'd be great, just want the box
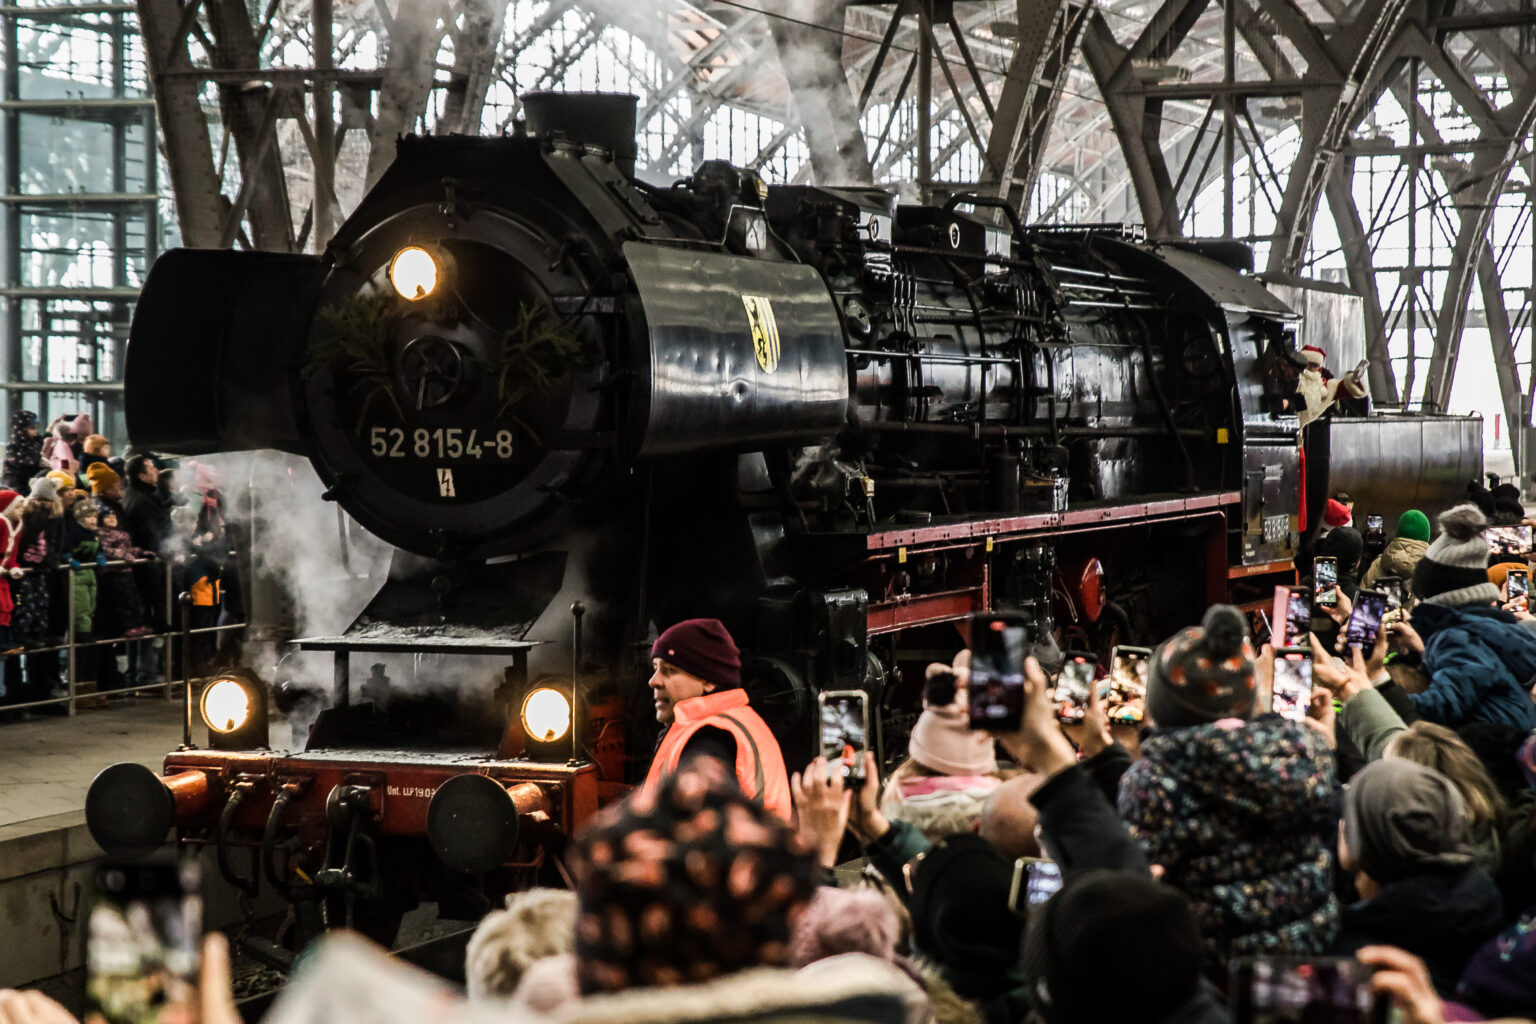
[305,293,406,429]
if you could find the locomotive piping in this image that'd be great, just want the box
[217,781,259,898]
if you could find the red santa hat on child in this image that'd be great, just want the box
[1300,345,1327,368]
[1323,498,1352,528]
[0,489,21,516]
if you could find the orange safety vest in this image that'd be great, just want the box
[644,688,792,823]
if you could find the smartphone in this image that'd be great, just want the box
[1272,648,1313,723]
[1313,556,1338,608]
[818,690,869,788]
[1253,610,1273,647]
[1229,955,1387,1024]
[1375,575,1403,611]
[1344,589,1389,649]
[1488,524,1534,557]
[1106,646,1150,724]
[1508,568,1528,612]
[1007,856,1062,914]
[1053,652,1096,725]
[1272,586,1311,647]
[968,612,1029,731]
[87,856,202,1024]
[1363,513,1384,539]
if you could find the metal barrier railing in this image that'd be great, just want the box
[0,557,247,717]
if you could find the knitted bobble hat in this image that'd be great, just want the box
[1412,504,1501,607]
[1145,604,1257,729]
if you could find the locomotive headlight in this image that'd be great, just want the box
[521,687,571,742]
[198,669,268,750]
[389,246,438,301]
[202,679,250,733]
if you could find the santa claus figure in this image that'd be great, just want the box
[1296,345,1367,429]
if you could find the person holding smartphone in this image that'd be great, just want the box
[1394,505,1536,731]
[1118,604,1341,972]
[1362,509,1432,593]
[879,657,1004,843]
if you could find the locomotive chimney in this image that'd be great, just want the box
[521,91,639,177]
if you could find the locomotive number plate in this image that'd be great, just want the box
[367,426,515,461]
[1262,514,1289,544]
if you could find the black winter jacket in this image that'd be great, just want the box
[1336,864,1503,994]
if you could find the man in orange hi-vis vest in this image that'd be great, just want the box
[643,618,792,822]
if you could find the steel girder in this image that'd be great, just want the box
[442,0,512,134]
[135,0,226,247]
[981,0,1092,209]
[1421,70,1536,411]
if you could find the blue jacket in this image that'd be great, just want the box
[1411,602,1536,731]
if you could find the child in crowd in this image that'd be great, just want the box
[9,496,53,646]
[40,416,77,475]
[2,411,43,492]
[95,505,152,639]
[64,500,104,642]
[879,657,1006,841]
[1119,604,1340,973]
[79,434,111,481]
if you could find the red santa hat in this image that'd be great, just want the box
[1323,498,1352,528]
[1300,345,1327,368]
[0,489,21,517]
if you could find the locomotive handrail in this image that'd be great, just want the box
[942,192,1029,239]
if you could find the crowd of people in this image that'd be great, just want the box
[448,496,1536,1024]
[3,427,1536,1021]
[0,409,242,717]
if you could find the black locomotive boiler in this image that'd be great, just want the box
[87,92,1477,940]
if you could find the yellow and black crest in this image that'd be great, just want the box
[741,294,780,373]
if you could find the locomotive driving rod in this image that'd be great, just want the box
[857,421,1208,439]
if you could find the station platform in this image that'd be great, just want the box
[0,698,187,827]
[0,698,189,990]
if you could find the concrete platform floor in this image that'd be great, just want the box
[0,697,187,828]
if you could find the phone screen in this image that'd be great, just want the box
[1272,649,1312,723]
[819,691,868,785]
[1345,589,1389,649]
[1376,576,1403,611]
[87,858,202,1024]
[1284,588,1311,647]
[1106,646,1150,724]
[1508,569,1528,612]
[1314,558,1338,607]
[969,614,1029,731]
[1053,654,1095,725]
[1365,514,1384,531]
[1229,956,1387,1024]
[1488,525,1534,557]
[1008,857,1063,914]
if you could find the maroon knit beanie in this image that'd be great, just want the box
[650,618,741,688]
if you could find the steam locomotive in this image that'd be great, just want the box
[86,92,1478,943]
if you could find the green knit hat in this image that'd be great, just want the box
[1396,509,1431,543]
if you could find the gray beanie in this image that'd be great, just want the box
[28,476,58,503]
[1412,504,1501,607]
[1343,758,1474,884]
